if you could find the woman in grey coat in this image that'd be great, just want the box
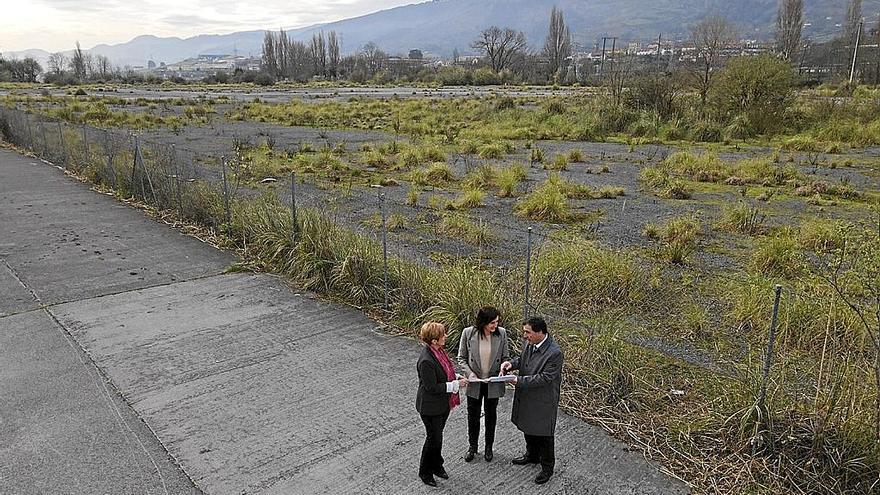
[456,306,510,462]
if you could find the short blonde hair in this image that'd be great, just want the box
[419,322,446,345]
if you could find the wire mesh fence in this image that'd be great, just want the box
[1,104,877,492]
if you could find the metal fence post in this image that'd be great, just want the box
[758,284,783,411]
[290,172,297,241]
[380,191,389,311]
[131,134,140,197]
[171,145,182,217]
[82,125,89,166]
[40,121,48,159]
[57,122,66,168]
[524,226,533,320]
[25,112,33,151]
[221,155,231,225]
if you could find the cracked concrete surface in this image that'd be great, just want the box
[0,148,690,494]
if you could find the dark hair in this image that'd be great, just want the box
[523,316,548,334]
[475,306,501,339]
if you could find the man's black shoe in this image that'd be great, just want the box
[420,475,437,487]
[434,468,449,480]
[484,447,494,462]
[535,471,553,484]
[511,455,538,465]
[464,446,477,463]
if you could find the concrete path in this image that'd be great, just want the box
[0,148,690,494]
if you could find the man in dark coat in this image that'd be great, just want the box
[500,316,563,485]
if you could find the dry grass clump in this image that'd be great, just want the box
[716,202,765,235]
[449,188,485,210]
[544,154,569,171]
[640,165,692,199]
[463,164,498,190]
[515,179,571,222]
[750,229,804,278]
[644,214,701,264]
[436,213,495,246]
[798,218,847,252]
[531,237,646,310]
[496,163,527,197]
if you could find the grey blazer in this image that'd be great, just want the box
[456,325,510,400]
[509,334,563,437]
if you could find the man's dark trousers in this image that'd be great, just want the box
[524,433,555,474]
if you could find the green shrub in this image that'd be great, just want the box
[420,263,509,351]
[711,55,795,135]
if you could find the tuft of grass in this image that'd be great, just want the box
[477,142,506,159]
[463,164,498,190]
[361,212,407,231]
[716,202,765,235]
[640,165,692,199]
[496,163,527,197]
[544,154,569,171]
[515,176,572,222]
[532,237,645,310]
[568,149,585,163]
[530,147,544,164]
[644,215,701,264]
[450,188,485,209]
[750,229,804,278]
[436,213,495,245]
[798,218,846,253]
[406,186,420,206]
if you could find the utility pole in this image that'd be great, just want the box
[850,20,864,84]
[609,37,617,73]
[599,37,609,75]
[656,33,663,72]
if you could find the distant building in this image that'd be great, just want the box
[154,54,261,80]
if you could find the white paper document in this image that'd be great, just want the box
[472,375,517,383]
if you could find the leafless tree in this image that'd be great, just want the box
[471,26,528,73]
[70,41,87,80]
[327,31,340,79]
[47,52,67,76]
[95,55,112,80]
[844,0,863,44]
[776,0,803,61]
[261,31,278,77]
[691,16,738,111]
[543,7,571,79]
[311,32,327,77]
[360,42,388,76]
[817,209,880,442]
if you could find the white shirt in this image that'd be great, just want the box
[532,334,549,350]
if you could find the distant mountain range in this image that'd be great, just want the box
[6,0,878,69]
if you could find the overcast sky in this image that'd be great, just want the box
[1,0,417,53]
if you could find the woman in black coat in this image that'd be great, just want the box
[415,322,468,487]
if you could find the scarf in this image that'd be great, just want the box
[429,345,460,410]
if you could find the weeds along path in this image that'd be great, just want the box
[0,149,689,493]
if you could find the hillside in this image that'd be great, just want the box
[5,0,878,67]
